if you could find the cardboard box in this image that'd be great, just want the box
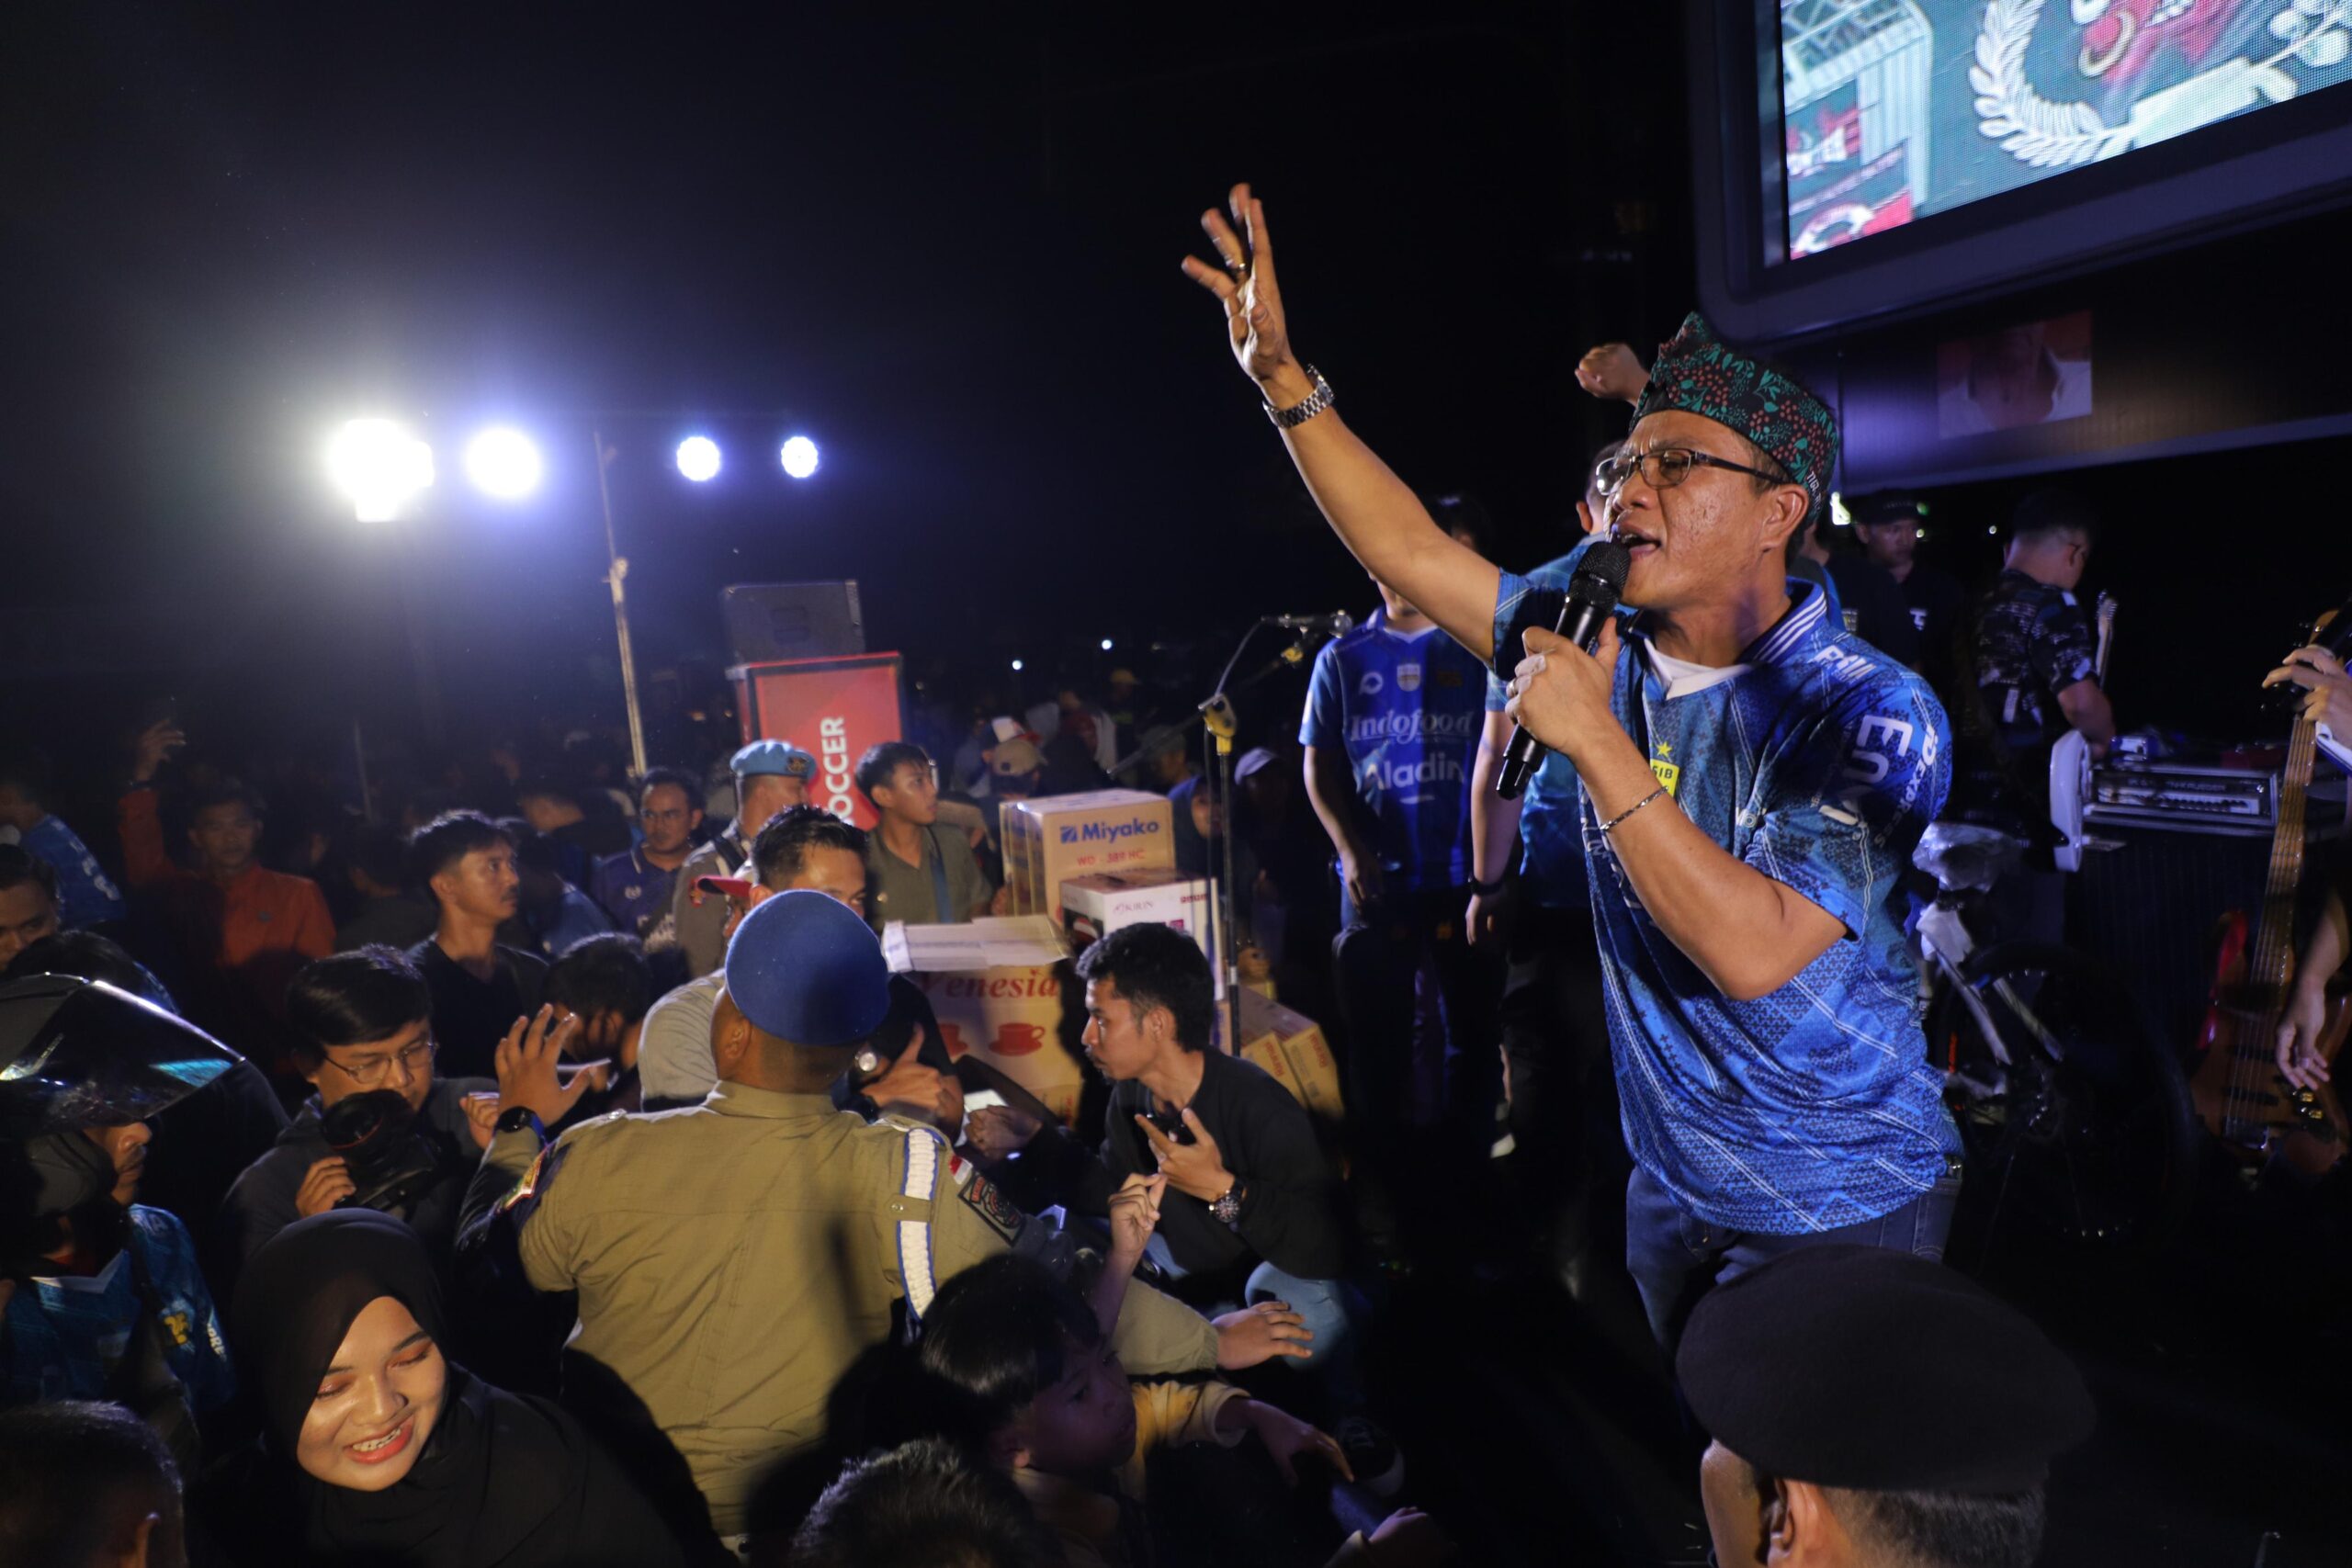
[883,917,1083,1126]
[1232,987,1344,1124]
[1059,868,1222,998]
[1004,791,1174,922]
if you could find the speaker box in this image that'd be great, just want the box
[2069,826,2271,1058]
[720,581,865,665]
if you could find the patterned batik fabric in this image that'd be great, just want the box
[1489,568,1962,1234]
[1632,312,1839,517]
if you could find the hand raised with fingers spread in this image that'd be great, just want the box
[1179,183,1314,404]
[494,1006,594,1129]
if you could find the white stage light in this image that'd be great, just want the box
[676,435,722,482]
[1011,659,1024,671]
[1100,638,1114,652]
[779,434,820,479]
[328,419,435,523]
[464,427,543,500]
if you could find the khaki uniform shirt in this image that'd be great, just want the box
[864,824,989,931]
[473,1084,1217,1536]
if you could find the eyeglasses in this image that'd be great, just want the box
[322,1035,438,1089]
[1597,446,1793,495]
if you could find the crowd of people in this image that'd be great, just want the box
[5,181,2351,1568]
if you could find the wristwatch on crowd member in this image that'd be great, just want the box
[493,1106,545,1144]
[1210,1179,1247,1227]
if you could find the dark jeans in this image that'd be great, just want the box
[1497,901,1621,1262]
[1330,883,1502,1244]
[1624,1157,1964,1350]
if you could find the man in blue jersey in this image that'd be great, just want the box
[1303,562,1493,1251]
[1182,185,1962,1347]
[1465,441,1626,1289]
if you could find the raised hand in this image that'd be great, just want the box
[1576,342,1650,404]
[1134,1106,1233,1203]
[865,1026,950,1124]
[130,718,187,785]
[1179,183,1313,403]
[494,1006,594,1129]
[1105,1172,1168,1263]
[1213,1301,1315,1369]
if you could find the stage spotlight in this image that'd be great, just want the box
[1011,659,1024,672]
[464,427,543,500]
[328,419,435,523]
[676,435,722,482]
[1100,638,1114,652]
[779,434,820,479]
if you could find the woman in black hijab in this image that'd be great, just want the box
[206,1208,689,1567]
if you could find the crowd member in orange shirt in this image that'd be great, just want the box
[117,718,335,1081]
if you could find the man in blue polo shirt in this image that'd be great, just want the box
[1179,183,1960,1347]
[1303,567,1492,1249]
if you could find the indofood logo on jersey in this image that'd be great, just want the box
[1344,710,1480,744]
[1057,816,1166,848]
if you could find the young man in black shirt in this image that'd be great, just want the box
[404,811,547,1078]
[971,924,1393,1481]
[1852,492,1965,699]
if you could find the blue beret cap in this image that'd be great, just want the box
[731,739,816,780]
[723,890,892,1047]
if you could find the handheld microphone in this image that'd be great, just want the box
[1262,611,1356,637]
[1495,541,1632,801]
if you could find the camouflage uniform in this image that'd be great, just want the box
[1959,568,2098,833]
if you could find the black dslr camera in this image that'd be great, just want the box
[318,1089,451,1217]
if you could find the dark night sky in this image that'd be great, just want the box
[0,4,1690,756]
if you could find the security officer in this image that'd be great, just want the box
[670,739,817,979]
[458,891,1242,1545]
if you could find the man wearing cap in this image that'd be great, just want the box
[1183,186,1960,1345]
[1302,566,1494,1252]
[460,892,1253,1545]
[669,739,815,979]
[1679,1246,2092,1568]
[637,805,965,1130]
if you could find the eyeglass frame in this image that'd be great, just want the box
[320,1032,440,1089]
[1596,445,1797,496]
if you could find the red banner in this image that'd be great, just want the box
[734,653,903,829]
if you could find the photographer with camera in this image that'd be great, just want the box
[214,946,502,1295]
[1,975,242,1472]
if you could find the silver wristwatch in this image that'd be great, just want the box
[1209,1180,1246,1226]
[1264,366,1333,429]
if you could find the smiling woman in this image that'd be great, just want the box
[208,1209,686,1567]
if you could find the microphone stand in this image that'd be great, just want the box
[1113,621,1337,1052]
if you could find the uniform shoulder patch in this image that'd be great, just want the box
[960,1168,1023,1241]
[495,1140,569,1220]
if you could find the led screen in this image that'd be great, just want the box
[1775,0,2350,260]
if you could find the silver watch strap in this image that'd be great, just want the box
[1264,367,1333,430]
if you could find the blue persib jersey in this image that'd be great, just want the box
[1302,608,1486,892]
[1489,572,1961,1234]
